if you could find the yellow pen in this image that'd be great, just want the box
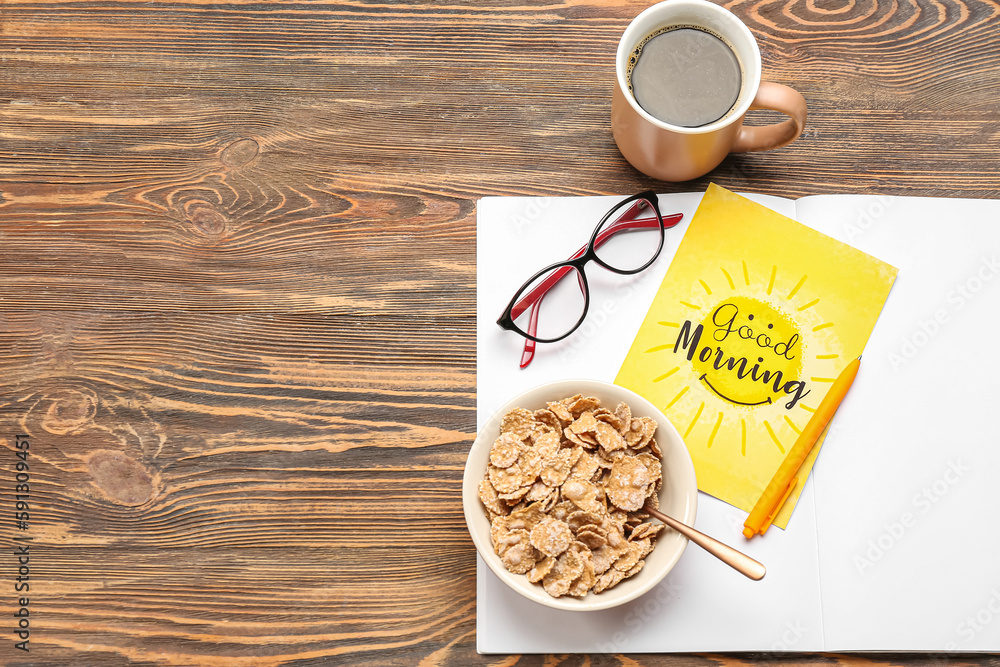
[743,356,862,539]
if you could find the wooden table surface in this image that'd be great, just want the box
[1,0,998,664]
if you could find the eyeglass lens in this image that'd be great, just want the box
[592,197,662,272]
[510,265,586,342]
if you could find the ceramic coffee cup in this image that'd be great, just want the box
[612,0,807,182]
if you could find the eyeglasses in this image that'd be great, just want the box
[496,191,683,368]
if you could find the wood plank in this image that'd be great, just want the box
[2,0,999,663]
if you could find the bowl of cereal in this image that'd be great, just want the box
[463,378,698,611]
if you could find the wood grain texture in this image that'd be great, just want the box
[1,0,999,664]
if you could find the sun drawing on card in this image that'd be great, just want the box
[646,260,842,456]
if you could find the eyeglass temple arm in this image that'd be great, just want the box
[515,206,682,368]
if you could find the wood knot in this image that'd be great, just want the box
[39,388,98,435]
[87,450,156,506]
[220,138,260,168]
[184,200,228,236]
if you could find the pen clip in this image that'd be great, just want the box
[760,476,799,535]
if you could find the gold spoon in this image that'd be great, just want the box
[644,504,766,581]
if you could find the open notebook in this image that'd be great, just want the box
[476,190,1000,653]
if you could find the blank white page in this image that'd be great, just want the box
[796,195,1000,652]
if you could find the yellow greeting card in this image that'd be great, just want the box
[616,185,898,528]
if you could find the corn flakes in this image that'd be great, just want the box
[479,479,506,518]
[607,456,653,512]
[501,407,538,439]
[546,399,576,425]
[542,542,587,597]
[497,528,537,575]
[479,395,666,598]
[488,462,525,494]
[629,522,664,542]
[528,555,556,583]
[595,420,627,452]
[489,432,525,468]
[530,517,573,557]
[567,396,601,417]
[614,402,631,433]
[525,479,554,503]
[533,409,563,432]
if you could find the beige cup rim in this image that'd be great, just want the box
[616,0,763,134]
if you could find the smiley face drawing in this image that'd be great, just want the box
[641,262,842,457]
[688,297,806,409]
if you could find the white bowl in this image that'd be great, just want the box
[463,378,698,611]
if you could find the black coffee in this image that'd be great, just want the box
[627,26,742,127]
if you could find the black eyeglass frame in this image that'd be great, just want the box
[496,191,668,344]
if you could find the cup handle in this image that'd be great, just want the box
[731,82,807,153]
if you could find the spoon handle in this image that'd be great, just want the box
[644,505,766,581]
